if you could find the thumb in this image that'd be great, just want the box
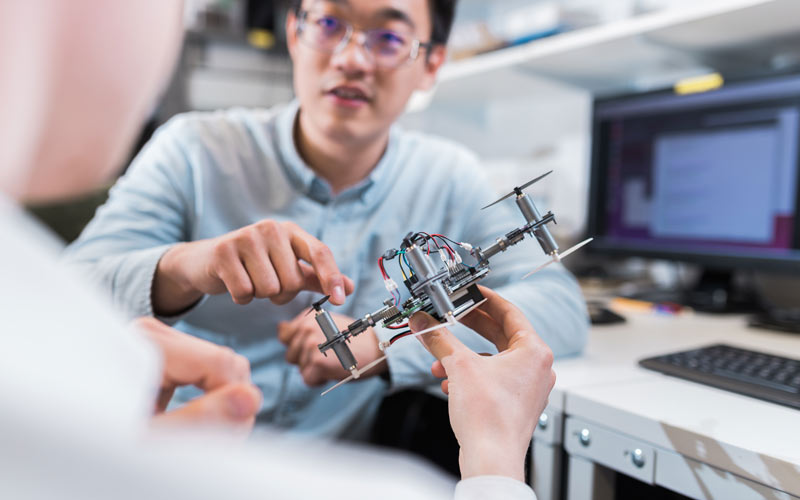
[342,275,356,295]
[410,312,467,364]
[154,383,262,427]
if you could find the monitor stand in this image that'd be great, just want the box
[630,269,762,314]
[683,270,762,314]
[749,308,800,334]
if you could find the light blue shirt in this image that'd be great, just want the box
[64,101,588,440]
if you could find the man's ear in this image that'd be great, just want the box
[417,45,447,91]
[286,11,299,60]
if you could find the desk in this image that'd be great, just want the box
[530,310,800,500]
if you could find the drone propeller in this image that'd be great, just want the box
[305,295,331,316]
[522,237,593,280]
[482,170,553,210]
[321,314,459,397]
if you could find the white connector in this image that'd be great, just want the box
[384,278,398,291]
[460,242,473,252]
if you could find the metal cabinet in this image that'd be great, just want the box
[565,416,655,484]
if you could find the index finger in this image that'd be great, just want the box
[136,317,250,392]
[152,383,262,433]
[287,225,350,305]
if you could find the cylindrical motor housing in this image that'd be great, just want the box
[517,194,559,255]
[534,227,559,256]
[405,243,455,319]
[427,281,455,318]
[405,244,437,280]
[516,193,542,224]
[315,310,357,371]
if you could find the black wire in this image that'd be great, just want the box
[417,232,460,256]
[405,232,460,266]
[434,236,455,254]
[433,234,461,248]
[389,329,412,344]
[398,255,408,280]
[424,232,441,249]
[415,232,437,255]
[410,232,429,247]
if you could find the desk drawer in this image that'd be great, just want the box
[564,416,655,484]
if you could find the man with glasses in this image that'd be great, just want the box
[65,0,588,440]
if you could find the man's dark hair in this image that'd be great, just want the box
[288,0,458,46]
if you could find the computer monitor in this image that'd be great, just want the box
[587,72,800,311]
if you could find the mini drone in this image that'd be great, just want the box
[310,171,592,395]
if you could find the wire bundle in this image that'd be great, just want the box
[378,255,401,306]
[377,232,473,335]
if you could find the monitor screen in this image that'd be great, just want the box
[588,73,800,271]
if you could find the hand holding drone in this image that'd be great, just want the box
[309,171,592,395]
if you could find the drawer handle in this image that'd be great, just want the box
[630,448,645,468]
[538,413,549,430]
[578,428,591,447]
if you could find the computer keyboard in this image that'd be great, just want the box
[639,344,800,410]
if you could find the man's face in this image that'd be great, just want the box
[287,0,445,145]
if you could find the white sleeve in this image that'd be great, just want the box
[455,476,537,500]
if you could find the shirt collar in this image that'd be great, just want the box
[274,99,400,205]
[275,100,318,198]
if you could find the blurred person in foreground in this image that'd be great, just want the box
[0,1,554,499]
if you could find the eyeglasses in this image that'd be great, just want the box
[296,10,433,69]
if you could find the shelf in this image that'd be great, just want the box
[412,0,800,108]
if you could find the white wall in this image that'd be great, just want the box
[401,75,592,241]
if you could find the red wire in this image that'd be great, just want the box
[389,331,414,345]
[379,256,400,305]
[443,245,455,259]
[419,232,439,255]
[421,232,436,245]
[378,256,388,279]
[424,232,459,262]
[431,234,456,259]
[386,323,408,329]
